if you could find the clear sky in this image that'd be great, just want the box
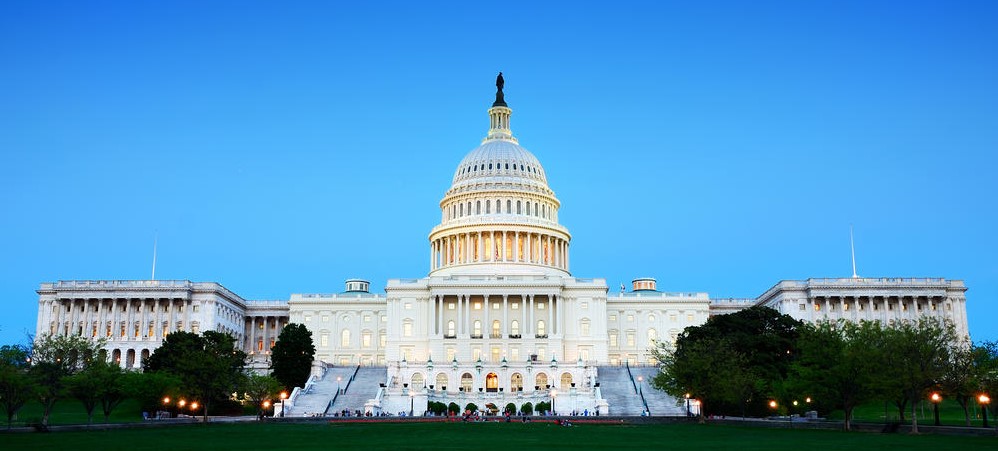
[1,1,996,345]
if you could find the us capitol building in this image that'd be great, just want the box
[34,76,970,416]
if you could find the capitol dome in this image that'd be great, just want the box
[428,75,571,277]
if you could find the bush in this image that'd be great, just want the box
[447,402,461,415]
[521,402,533,415]
[464,403,479,414]
[535,401,550,414]
[429,401,447,415]
[505,403,516,414]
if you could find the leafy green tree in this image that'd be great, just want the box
[878,318,955,433]
[653,337,753,422]
[940,339,988,426]
[269,324,315,391]
[242,374,283,418]
[144,331,247,422]
[535,401,550,414]
[447,402,460,415]
[505,402,516,414]
[790,321,881,430]
[0,345,33,429]
[520,402,533,415]
[655,306,802,417]
[63,366,102,424]
[30,334,105,427]
[120,371,181,413]
[465,402,479,413]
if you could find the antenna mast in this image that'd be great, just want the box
[850,225,858,278]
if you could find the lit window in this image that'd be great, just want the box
[580,320,590,336]
[648,314,655,322]
[536,320,546,336]
[538,303,545,310]
[814,304,821,311]
[405,303,412,310]
[627,315,634,322]
[626,332,635,347]
[474,302,481,310]
[321,334,329,347]
[364,315,371,322]
[403,322,413,337]
[510,320,520,336]
[341,329,351,347]
[511,303,519,310]
[609,332,618,347]
[448,303,455,310]
[609,315,617,322]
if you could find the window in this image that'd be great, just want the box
[814,304,821,311]
[492,320,501,338]
[686,314,694,321]
[322,315,329,322]
[536,320,546,336]
[446,348,456,362]
[799,304,806,311]
[517,200,522,214]
[609,314,617,322]
[627,315,634,322]
[647,328,658,343]
[609,332,618,347]
[510,320,520,336]
[473,320,482,337]
[648,314,656,322]
[364,315,371,322]
[448,303,455,310]
[538,302,545,310]
[404,303,412,310]
[341,329,351,347]
[580,320,590,336]
[380,332,387,347]
[403,321,413,337]
[511,302,519,310]
[486,200,491,214]
[304,315,312,322]
[474,302,481,310]
[669,314,677,322]
[362,332,372,348]
[626,332,635,347]
[492,302,500,310]
[192,305,199,313]
[321,334,329,347]
[510,348,519,361]
[447,321,456,337]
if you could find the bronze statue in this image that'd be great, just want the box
[493,72,507,107]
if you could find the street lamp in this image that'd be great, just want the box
[262,400,271,420]
[551,389,557,416]
[162,397,170,418]
[190,401,199,418]
[980,394,990,428]
[280,391,288,418]
[685,393,691,417]
[409,391,415,417]
[930,393,942,426]
[178,399,186,417]
[337,376,343,394]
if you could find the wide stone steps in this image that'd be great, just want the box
[286,366,360,417]
[597,366,684,416]
[328,366,386,415]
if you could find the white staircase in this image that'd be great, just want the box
[286,366,360,417]
[328,366,386,415]
[597,366,685,416]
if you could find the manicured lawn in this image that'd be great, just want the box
[825,399,992,427]
[3,421,995,450]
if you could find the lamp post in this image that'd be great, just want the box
[280,391,288,418]
[262,401,271,420]
[162,397,170,419]
[930,393,941,426]
[337,376,343,394]
[410,391,415,417]
[685,393,691,418]
[551,389,557,416]
[980,394,990,428]
[178,399,186,417]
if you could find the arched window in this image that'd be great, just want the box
[511,373,523,391]
[473,320,482,337]
[579,319,590,336]
[486,200,491,214]
[517,200,522,214]
[536,320,546,337]
[459,203,464,217]
[436,372,449,390]
[461,373,474,392]
[411,373,425,390]
[647,328,658,343]
[648,314,656,322]
[507,200,511,213]
[526,202,530,215]
[497,199,502,213]
[341,329,351,347]
[447,320,456,337]
[534,202,539,216]
[560,372,573,390]
[476,201,481,215]
[511,320,520,336]
[535,373,548,389]
[492,320,501,338]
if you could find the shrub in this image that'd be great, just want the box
[505,403,516,414]
[521,402,533,415]
[464,403,478,414]
[447,402,460,415]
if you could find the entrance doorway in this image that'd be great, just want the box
[486,372,499,392]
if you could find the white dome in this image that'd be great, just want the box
[448,139,553,196]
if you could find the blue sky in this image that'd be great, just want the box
[1,1,996,345]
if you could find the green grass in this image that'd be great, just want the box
[824,399,992,427]
[2,422,995,450]
[6,399,145,427]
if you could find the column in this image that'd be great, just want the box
[527,295,533,336]
[458,295,464,336]
[502,295,508,337]
[484,294,490,337]
[513,231,520,262]
[555,294,563,336]
[501,231,507,262]
[547,295,553,336]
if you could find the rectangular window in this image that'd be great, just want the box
[474,302,481,310]
[510,348,519,361]
[581,322,590,336]
[321,334,329,347]
[304,315,312,322]
[609,333,618,347]
[446,348,456,362]
[581,302,588,309]
[686,314,693,321]
[404,303,412,310]
[322,315,329,322]
[627,315,634,322]
[472,348,481,361]
[403,323,413,337]
[362,333,372,348]
[626,332,635,347]
[538,303,545,310]
[492,303,500,310]
[364,315,371,322]
[380,333,387,347]
[511,303,519,310]
[537,347,546,360]
[798,304,806,311]
[814,304,821,311]
[448,303,455,310]
[192,305,199,313]
[580,349,590,361]
[609,315,617,322]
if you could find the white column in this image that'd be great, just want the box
[484,294,490,337]
[502,295,508,337]
[547,295,553,336]
[527,295,534,335]
[501,231,507,262]
[555,294,563,336]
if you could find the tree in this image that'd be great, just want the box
[63,366,103,424]
[242,374,283,418]
[878,318,955,434]
[447,402,460,415]
[656,306,803,418]
[653,337,753,423]
[120,371,181,413]
[30,334,105,427]
[269,324,316,391]
[520,402,533,416]
[144,331,247,422]
[0,345,33,429]
[940,339,988,426]
[790,321,881,430]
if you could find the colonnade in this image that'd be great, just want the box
[430,293,561,339]
[243,315,289,355]
[41,297,204,341]
[806,294,964,335]
[429,230,569,271]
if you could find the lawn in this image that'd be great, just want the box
[3,421,995,450]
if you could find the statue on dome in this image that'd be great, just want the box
[493,72,507,107]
